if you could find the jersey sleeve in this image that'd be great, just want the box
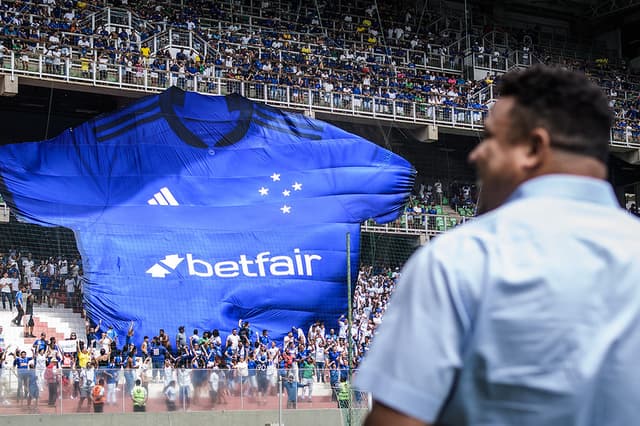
[0,126,111,227]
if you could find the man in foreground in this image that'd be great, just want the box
[355,65,640,425]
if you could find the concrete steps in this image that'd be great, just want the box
[312,381,334,397]
[0,306,86,353]
[0,308,25,352]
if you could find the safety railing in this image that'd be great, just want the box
[78,7,149,35]
[1,51,638,147]
[0,50,488,130]
[137,28,462,75]
[0,366,368,425]
[141,29,212,61]
[62,2,467,75]
[362,213,473,237]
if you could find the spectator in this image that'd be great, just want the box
[164,379,178,411]
[299,356,314,402]
[14,349,30,403]
[24,291,34,338]
[208,368,219,407]
[76,361,95,411]
[0,273,11,310]
[26,361,39,412]
[283,373,298,409]
[44,358,60,406]
[12,285,24,326]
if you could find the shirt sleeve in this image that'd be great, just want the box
[354,239,473,423]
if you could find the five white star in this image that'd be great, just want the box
[259,173,302,214]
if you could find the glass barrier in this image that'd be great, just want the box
[0,367,369,420]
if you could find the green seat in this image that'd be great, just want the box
[435,206,443,215]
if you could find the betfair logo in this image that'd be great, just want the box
[145,250,322,278]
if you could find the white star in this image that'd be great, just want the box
[270,173,281,182]
[259,187,269,196]
[280,205,291,214]
[292,182,302,191]
[282,189,291,197]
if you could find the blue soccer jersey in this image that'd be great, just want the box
[0,88,415,346]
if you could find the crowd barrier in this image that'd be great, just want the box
[0,367,368,421]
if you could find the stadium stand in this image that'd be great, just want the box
[0,175,474,416]
[0,247,390,414]
[1,0,637,143]
[1,0,640,420]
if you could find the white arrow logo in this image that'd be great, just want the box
[146,263,171,278]
[160,254,184,270]
[146,254,184,278]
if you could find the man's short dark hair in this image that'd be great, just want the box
[499,65,613,163]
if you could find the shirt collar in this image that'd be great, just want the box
[506,174,619,207]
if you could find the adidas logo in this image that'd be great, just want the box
[148,187,179,206]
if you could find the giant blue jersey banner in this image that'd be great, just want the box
[0,88,415,345]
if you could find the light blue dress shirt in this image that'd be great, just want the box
[355,174,640,425]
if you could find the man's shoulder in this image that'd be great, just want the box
[422,214,497,263]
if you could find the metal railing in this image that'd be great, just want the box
[469,49,539,75]
[44,2,467,75]
[136,28,462,75]
[78,7,150,35]
[141,29,212,61]
[0,50,488,130]
[362,213,473,238]
[1,51,638,148]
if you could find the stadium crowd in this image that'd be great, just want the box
[0,1,637,138]
[0,251,83,318]
[0,244,401,411]
[0,0,493,119]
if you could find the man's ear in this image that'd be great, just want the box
[522,127,551,169]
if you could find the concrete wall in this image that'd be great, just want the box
[0,408,363,426]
